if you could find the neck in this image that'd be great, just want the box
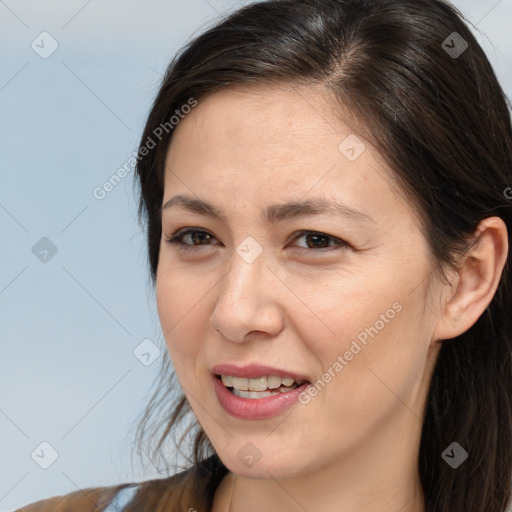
[212,405,426,512]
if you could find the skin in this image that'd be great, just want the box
[155,84,508,512]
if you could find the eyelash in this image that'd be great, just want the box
[165,228,349,255]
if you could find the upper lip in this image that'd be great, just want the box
[211,363,310,382]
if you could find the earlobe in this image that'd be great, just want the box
[433,217,508,342]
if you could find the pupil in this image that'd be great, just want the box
[193,232,210,244]
[307,233,328,248]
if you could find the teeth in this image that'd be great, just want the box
[267,376,282,389]
[232,385,299,399]
[221,375,233,387]
[220,374,305,391]
[248,377,267,391]
[232,377,249,390]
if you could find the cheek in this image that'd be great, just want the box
[292,270,430,402]
[285,269,409,359]
[155,264,208,369]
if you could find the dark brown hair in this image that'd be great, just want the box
[131,1,512,510]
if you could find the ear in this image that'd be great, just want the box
[433,217,509,342]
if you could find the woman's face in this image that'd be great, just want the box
[156,84,445,481]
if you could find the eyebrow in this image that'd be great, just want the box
[161,194,375,224]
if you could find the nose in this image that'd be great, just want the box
[209,253,285,343]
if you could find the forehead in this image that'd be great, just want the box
[163,83,413,227]
[170,83,348,156]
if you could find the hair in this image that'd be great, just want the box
[131,0,512,510]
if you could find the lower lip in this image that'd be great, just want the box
[212,375,310,420]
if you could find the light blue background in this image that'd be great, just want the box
[1,1,511,510]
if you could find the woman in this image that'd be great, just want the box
[16,0,512,511]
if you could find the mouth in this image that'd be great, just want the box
[215,374,309,399]
[210,363,312,419]
[212,373,311,419]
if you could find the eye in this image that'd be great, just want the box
[165,228,349,254]
[166,228,220,251]
[291,230,349,252]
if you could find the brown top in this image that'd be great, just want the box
[14,455,229,512]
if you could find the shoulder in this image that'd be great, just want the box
[13,455,228,512]
[14,473,189,512]
[13,473,191,512]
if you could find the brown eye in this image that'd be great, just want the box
[291,231,349,252]
[166,228,220,251]
[166,228,349,255]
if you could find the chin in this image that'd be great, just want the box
[219,450,309,480]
